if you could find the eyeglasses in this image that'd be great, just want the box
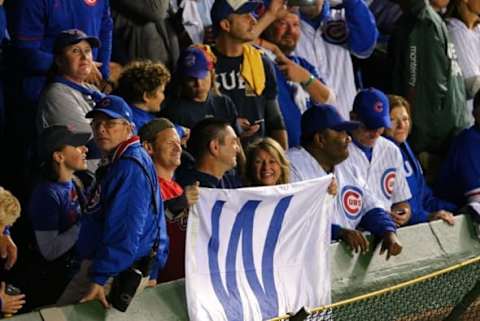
[90,119,128,130]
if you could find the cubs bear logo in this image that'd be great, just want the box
[322,19,349,45]
[341,186,363,219]
[381,168,396,199]
[84,0,97,6]
[373,101,383,113]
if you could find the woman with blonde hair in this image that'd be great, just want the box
[384,95,457,225]
[244,137,290,186]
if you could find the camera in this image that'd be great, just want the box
[108,268,143,312]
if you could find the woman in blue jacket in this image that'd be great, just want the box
[384,95,457,225]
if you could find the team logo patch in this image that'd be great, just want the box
[374,101,383,113]
[84,0,97,6]
[184,54,196,67]
[341,185,363,219]
[381,168,396,199]
[322,19,349,45]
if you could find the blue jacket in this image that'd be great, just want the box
[275,55,324,147]
[77,137,168,285]
[11,0,112,103]
[396,141,457,225]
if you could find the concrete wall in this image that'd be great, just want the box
[9,215,480,321]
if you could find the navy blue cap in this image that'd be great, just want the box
[53,29,100,54]
[38,125,91,162]
[177,47,212,79]
[211,0,263,26]
[301,104,360,137]
[352,88,391,129]
[86,95,133,123]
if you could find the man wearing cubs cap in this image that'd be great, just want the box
[345,88,412,228]
[211,0,288,149]
[288,104,402,260]
[58,95,168,309]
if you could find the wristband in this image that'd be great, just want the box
[301,74,315,89]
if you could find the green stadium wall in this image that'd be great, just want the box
[10,214,480,321]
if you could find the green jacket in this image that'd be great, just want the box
[390,0,469,154]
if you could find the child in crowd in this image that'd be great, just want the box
[0,186,26,316]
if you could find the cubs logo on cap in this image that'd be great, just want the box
[381,168,396,199]
[341,185,363,219]
[373,101,383,113]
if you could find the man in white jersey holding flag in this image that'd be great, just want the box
[288,104,402,258]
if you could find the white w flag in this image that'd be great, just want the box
[186,176,334,321]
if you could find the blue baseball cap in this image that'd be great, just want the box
[177,47,212,79]
[301,104,360,137]
[211,0,263,27]
[352,88,391,129]
[53,29,100,54]
[86,95,133,123]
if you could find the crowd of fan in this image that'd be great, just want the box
[0,0,479,316]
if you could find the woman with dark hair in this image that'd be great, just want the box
[244,137,290,186]
[384,95,457,225]
[36,29,104,172]
[26,126,89,308]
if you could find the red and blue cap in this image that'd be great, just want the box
[211,0,263,27]
[301,104,360,137]
[86,95,133,123]
[177,47,213,79]
[353,88,391,129]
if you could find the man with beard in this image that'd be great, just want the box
[288,104,402,259]
[262,9,335,147]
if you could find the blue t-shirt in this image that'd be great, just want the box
[29,180,81,233]
[435,126,480,206]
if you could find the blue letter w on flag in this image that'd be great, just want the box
[208,196,293,321]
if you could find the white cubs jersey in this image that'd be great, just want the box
[344,137,412,210]
[288,146,383,230]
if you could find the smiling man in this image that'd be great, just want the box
[58,95,168,310]
[211,0,288,148]
[262,9,334,147]
[288,104,402,259]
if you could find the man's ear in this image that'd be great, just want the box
[142,91,150,104]
[313,132,325,148]
[52,151,64,164]
[142,141,154,156]
[208,138,220,157]
[219,18,231,33]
